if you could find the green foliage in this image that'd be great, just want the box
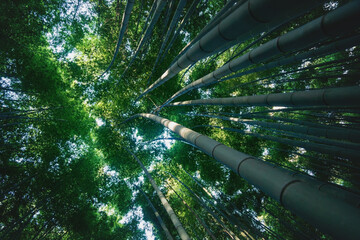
[1,0,359,239]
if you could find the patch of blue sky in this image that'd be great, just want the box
[158,128,176,149]
[262,148,269,157]
[132,128,144,149]
[65,50,81,61]
[103,165,119,177]
[96,118,105,126]
[119,206,156,240]
[46,0,96,59]
[1,77,22,101]
[98,166,157,239]
[197,87,212,99]
[324,1,338,10]
[120,175,157,239]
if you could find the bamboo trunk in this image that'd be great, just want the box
[137,0,323,101]
[168,86,360,109]
[138,187,174,240]
[137,0,157,39]
[160,1,360,106]
[171,168,254,239]
[120,0,167,80]
[170,0,242,67]
[192,113,360,148]
[160,0,201,64]
[165,171,240,240]
[162,38,360,110]
[134,0,144,37]
[147,0,187,86]
[98,0,135,79]
[126,148,190,240]
[193,124,360,160]
[181,167,259,240]
[139,113,360,239]
[165,181,217,240]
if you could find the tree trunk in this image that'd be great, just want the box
[126,148,190,240]
[147,0,187,87]
[98,0,135,79]
[165,171,241,240]
[248,114,360,143]
[31,221,49,240]
[191,113,360,149]
[138,187,174,240]
[134,0,144,38]
[161,0,174,37]
[162,34,360,107]
[170,0,241,66]
[120,0,167,80]
[180,167,260,240]
[136,0,157,40]
[138,113,360,239]
[168,86,360,109]
[165,181,217,240]
[160,1,360,107]
[137,0,322,101]
[192,124,360,160]
[160,0,201,65]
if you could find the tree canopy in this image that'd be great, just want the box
[1,0,360,239]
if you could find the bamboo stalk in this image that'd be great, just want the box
[137,0,323,101]
[139,113,360,239]
[126,148,190,240]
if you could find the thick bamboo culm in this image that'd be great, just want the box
[139,113,360,239]
[137,0,324,101]
[160,34,360,109]
[161,1,360,105]
[168,86,360,108]
[221,35,360,90]
[170,0,242,66]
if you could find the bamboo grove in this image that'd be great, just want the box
[1,0,360,239]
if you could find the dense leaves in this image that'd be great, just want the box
[1,0,359,239]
